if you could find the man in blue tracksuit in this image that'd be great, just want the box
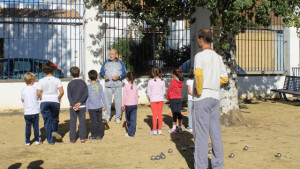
[100,49,127,124]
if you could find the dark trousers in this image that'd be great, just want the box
[169,99,183,122]
[70,107,86,141]
[125,105,137,137]
[88,108,103,138]
[24,114,40,143]
[40,102,60,143]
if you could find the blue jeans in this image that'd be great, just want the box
[40,102,60,143]
[125,105,137,137]
[24,114,40,143]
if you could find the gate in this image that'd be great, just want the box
[0,0,84,79]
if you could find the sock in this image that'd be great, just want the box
[172,125,176,129]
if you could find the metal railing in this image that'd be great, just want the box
[102,2,191,76]
[236,15,285,75]
[0,0,84,79]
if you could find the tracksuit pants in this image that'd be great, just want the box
[125,105,137,137]
[69,107,86,141]
[150,101,163,130]
[169,98,183,122]
[193,98,224,169]
[104,87,122,120]
[88,108,103,138]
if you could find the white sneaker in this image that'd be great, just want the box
[35,141,41,145]
[186,128,193,133]
[125,133,129,137]
[25,143,30,146]
[150,130,157,135]
[157,130,162,135]
[168,128,176,133]
[115,119,121,124]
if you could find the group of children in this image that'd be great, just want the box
[21,63,194,145]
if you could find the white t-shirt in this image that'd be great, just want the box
[186,79,194,101]
[21,86,39,115]
[37,76,63,103]
[193,49,227,101]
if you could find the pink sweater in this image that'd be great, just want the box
[147,78,166,102]
[122,83,138,107]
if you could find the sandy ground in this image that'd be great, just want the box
[1,100,300,169]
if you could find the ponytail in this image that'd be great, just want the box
[172,68,184,82]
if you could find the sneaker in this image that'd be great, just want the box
[89,136,96,140]
[69,140,76,143]
[35,141,41,145]
[52,132,62,140]
[103,119,109,124]
[150,130,157,135]
[157,130,162,135]
[186,127,193,133]
[177,128,183,133]
[168,128,176,133]
[125,133,134,138]
[80,139,87,143]
[115,119,121,124]
[25,142,30,146]
[95,136,102,140]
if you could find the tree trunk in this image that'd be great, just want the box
[213,26,245,125]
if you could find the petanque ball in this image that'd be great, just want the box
[208,143,212,147]
[229,153,235,158]
[160,153,166,159]
[168,149,173,153]
[275,153,282,157]
[181,146,187,151]
[156,155,161,160]
[208,150,213,154]
[243,146,248,151]
[151,155,156,160]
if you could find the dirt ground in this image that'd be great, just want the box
[1,100,300,169]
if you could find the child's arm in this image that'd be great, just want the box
[37,89,42,100]
[78,83,89,106]
[187,84,193,96]
[58,86,64,103]
[67,84,75,107]
[166,81,173,100]
[147,81,151,97]
[122,85,127,110]
[99,85,108,110]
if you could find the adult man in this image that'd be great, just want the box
[100,49,127,124]
[193,29,228,169]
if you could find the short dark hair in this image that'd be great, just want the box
[197,29,212,43]
[88,70,98,80]
[42,62,55,74]
[70,66,80,78]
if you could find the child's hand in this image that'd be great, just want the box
[122,106,125,111]
[102,108,106,111]
[73,106,78,111]
[75,102,81,108]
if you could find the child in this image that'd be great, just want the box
[37,62,64,144]
[147,67,165,135]
[86,70,107,140]
[21,72,41,146]
[67,66,88,143]
[166,68,184,133]
[186,69,194,132]
[122,72,138,137]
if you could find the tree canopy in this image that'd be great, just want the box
[86,0,299,53]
